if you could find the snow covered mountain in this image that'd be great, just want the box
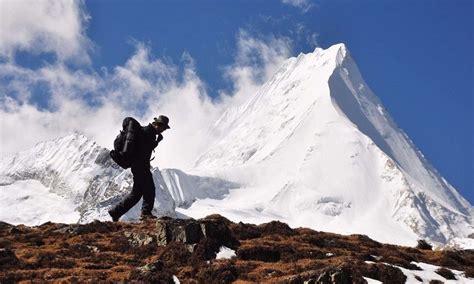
[187,44,473,247]
[0,43,472,248]
[0,133,236,224]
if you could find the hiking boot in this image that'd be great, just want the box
[108,209,120,222]
[140,213,157,221]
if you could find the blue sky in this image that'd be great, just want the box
[1,0,472,203]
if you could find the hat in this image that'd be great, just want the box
[154,115,170,129]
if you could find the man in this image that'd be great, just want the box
[108,115,170,222]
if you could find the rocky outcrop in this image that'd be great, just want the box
[0,215,473,283]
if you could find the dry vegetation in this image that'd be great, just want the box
[0,215,473,283]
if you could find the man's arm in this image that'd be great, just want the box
[152,134,162,149]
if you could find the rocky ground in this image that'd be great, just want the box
[0,215,473,283]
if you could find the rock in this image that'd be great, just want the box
[173,221,201,244]
[156,218,198,245]
[330,266,352,283]
[416,239,432,250]
[0,248,20,267]
[8,227,22,234]
[155,216,240,261]
[200,221,217,238]
[52,221,112,235]
[435,267,456,280]
[315,271,331,283]
[53,225,83,235]
[258,221,294,236]
[124,231,156,247]
[86,245,100,253]
[362,263,407,283]
[186,244,197,253]
[313,266,352,284]
[200,219,239,250]
[156,219,171,246]
[231,222,261,240]
[138,260,164,273]
[155,217,239,251]
[201,214,233,225]
[0,221,14,232]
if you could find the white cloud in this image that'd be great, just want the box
[220,30,292,108]
[0,0,91,63]
[306,32,320,47]
[0,44,213,170]
[281,0,314,13]
[294,23,319,48]
[0,1,294,171]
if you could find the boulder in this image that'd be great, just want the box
[155,216,239,248]
[416,239,433,250]
[156,218,200,246]
[155,216,239,257]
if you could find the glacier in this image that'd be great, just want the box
[0,43,472,248]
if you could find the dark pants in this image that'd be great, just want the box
[111,166,155,217]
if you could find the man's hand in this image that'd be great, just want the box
[157,134,163,143]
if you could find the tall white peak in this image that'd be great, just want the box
[191,43,472,246]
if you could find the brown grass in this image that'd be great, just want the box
[0,216,472,282]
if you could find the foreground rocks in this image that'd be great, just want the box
[0,216,473,283]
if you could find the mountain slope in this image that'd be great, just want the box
[189,44,473,247]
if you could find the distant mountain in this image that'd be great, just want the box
[0,133,234,224]
[0,44,472,248]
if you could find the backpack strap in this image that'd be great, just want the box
[122,117,140,157]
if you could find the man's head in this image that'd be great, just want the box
[152,115,170,134]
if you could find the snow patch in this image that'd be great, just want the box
[363,277,382,284]
[365,261,473,283]
[0,180,80,225]
[216,246,236,260]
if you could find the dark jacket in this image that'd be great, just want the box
[131,123,159,169]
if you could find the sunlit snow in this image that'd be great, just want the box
[0,180,79,225]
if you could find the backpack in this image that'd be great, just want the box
[110,117,140,169]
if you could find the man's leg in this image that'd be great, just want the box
[142,170,155,215]
[109,169,144,220]
[141,170,156,215]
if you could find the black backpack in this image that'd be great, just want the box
[110,117,140,169]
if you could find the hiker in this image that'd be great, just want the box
[108,115,170,222]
